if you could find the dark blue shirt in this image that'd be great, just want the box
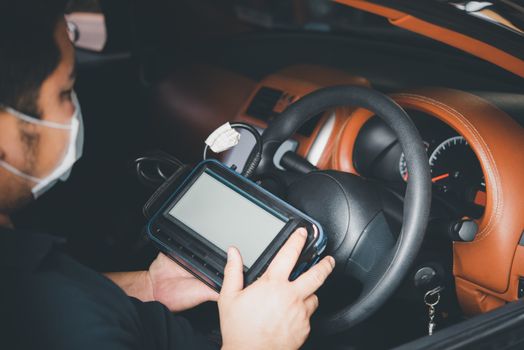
[0,227,218,350]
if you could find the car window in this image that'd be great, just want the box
[65,0,107,52]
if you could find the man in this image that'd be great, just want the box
[0,1,335,349]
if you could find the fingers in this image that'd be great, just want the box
[157,252,195,277]
[191,277,219,302]
[293,256,335,297]
[207,290,220,302]
[304,294,319,317]
[265,228,308,279]
[196,282,220,302]
[221,246,244,295]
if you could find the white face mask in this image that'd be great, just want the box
[0,91,84,198]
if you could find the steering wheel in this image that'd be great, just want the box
[255,86,432,334]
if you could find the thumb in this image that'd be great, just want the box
[221,246,244,295]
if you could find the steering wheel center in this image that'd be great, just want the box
[287,171,383,264]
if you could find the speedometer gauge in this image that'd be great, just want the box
[429,136,485,211]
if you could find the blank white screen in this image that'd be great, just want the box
[168,171,287,267]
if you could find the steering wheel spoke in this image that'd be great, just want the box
[344,212,396,287]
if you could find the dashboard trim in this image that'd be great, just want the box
[307,111,336,166]
[334,88,524,315]
[335,0,524,79]
[234,64,371,160]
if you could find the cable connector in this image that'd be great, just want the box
[203,122,262,178]
[205,122,241,153]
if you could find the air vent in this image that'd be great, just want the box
[245,86,284,121]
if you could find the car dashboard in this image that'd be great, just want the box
[152,62,524,321]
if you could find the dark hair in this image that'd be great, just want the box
[0,0,68,118]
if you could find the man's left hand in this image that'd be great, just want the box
[105,253,218,312]
[148,253,218,312]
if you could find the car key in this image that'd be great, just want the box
[424,286,444,336]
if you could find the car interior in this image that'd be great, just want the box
[12,0,524,349]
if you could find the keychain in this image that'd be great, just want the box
[424,286,444,336]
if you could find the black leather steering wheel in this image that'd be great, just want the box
[255,86,432,334]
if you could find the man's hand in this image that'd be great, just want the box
[105,253,218,313]
[148,253,218,312]
[218,228,335,350]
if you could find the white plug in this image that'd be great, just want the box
[205,122,241,153]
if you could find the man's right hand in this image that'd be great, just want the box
[218,228,335,350]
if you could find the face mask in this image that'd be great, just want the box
[0,91,84,198]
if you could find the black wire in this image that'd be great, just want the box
[136,123,262,188]
[203,122,262,178]
[134,153,183,188]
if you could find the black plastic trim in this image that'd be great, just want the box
[394,299,524,350]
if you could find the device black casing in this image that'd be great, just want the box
[146,159,326,291]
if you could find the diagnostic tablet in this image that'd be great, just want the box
[146,159,326,291]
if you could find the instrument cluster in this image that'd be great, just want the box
[352,109,486,218]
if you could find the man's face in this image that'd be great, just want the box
[0,18,76,212]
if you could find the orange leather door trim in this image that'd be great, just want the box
[335,0,524,78]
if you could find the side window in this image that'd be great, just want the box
[65,0,107,52]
